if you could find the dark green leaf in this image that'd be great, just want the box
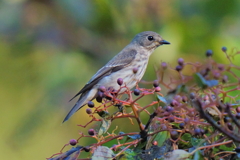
[97,111,110,118]
[98,118,111,136]
[153,131,170,147]
[156,94,168,106]
[193,150,204,160]
[127,134,140,140]
[194,73,218,89]
[117,149,137,160]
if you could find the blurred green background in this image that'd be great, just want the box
[0,0,239,159]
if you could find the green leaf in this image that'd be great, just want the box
[165,149,190,160]
[191,138,204,147]
[179,133,192,148]
[97,111,110,118]
[98,118,111,136]
[127,134,140,140]
[92,146,115,160]
[194,73,218,89]
[219,143,234,151]
[193,150,204,160]
[153,131,170,147]
[117,148,137,160]
[156,94,168,106]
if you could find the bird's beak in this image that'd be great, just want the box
[159,40,170,45]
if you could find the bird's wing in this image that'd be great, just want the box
[69,49,137,101]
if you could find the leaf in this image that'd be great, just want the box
[191,138,203,147]
[179,133,192,148]
[92,146,115,160]
[127,134,140,140]
[194,73,218,89]
[153,131,170,147]
[164,149,190,160]
[98,118,111,136]
[156,95,168,106]
[193,150,204,160]
[49,146,82,160]
[97,111,110,118]
[117,148,137,160]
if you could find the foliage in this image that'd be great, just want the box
[48,48,240,160]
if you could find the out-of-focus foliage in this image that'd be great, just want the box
[0,0,239,159]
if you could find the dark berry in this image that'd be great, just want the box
[98,86,106,92]
[161,62,168,69]
[97,91,104,98]
[168,116,175,122]
[132,67,138,74]
[166,106,173,112]
[227,123,233,131]
[222,46,227,52]
[235,147,240,153]
[218,64,225,71]
[203,95,209,101]
[69,139,77,146]
[222,75,228,83]
[170,130,179,140]
[170,100,179,107]
[83,147,90,152]
[178,58,184,66]
[152,141,158,146]
[194,128,201,136]
[88,129,95,136]
[88,101,94,108]
[224,116,231,123]
[86,108,92,114]
[236,113,240,119]
[201,129,206,135]
[206,49,213,57]
[179,123,185,129]
[153,80,159,87]
[161,124,168,130]
[175,65,183,72]
[213,72,221,79]
[189,92,195,99]
[184,118,190,124]
[96,92,103,102]
[117,78,123,86]
[106,96,112,100]
[155,86,161,92]
[236,107,240,113]
[182,96,188,103]
[133,89,140,96]
[174,95,182,102]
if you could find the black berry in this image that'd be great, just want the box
[69,139,77,146]
[133,89,140,96]
[88,129,95,136]
[117,78,123,86]
[88,101,94,108]
[206,49,213,57]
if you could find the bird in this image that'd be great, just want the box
[63,31,170,122]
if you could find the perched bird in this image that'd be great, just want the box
[63,31,170,122]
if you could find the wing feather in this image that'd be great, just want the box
[69,49,137,101]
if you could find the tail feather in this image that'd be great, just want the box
[63,89,97,123]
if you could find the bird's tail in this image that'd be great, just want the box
[62,89,97,123]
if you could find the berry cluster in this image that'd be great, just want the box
[48,47,240,160]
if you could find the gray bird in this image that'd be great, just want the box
[63,31,170,122]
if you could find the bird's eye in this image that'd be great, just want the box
[147,36,154,41]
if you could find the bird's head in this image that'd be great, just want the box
[132,31,170,50]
